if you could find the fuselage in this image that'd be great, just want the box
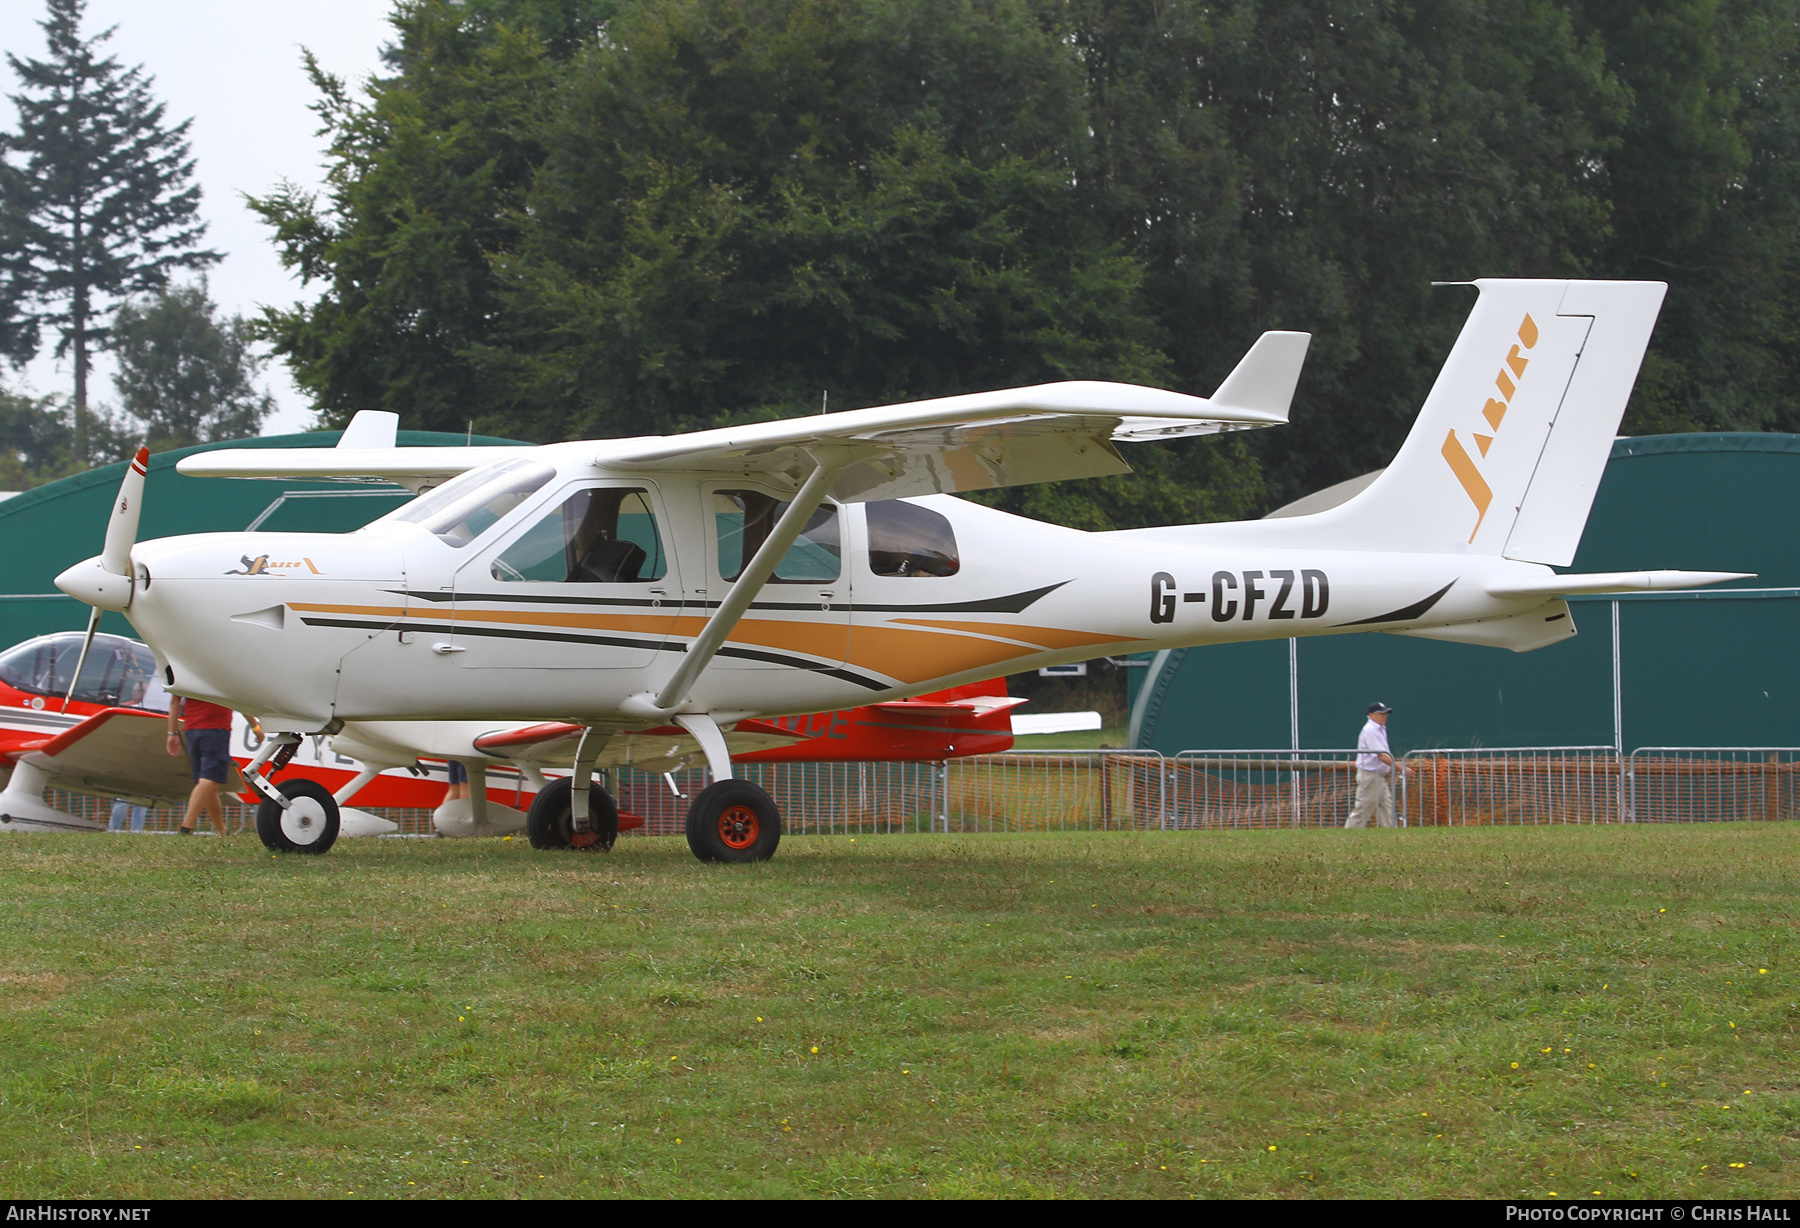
[116,452,1563,731]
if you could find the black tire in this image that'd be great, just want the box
[685,779,781,863]
[256,777,340,855]
[526,776,620,851]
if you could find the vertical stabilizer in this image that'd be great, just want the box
[1252,279,1665,558]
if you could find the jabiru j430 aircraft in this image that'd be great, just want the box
[54,279,1748,860]
[0,630,1018,838]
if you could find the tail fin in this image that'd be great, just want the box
[1291,279,1665,563]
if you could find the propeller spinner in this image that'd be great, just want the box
[55,446,149,614]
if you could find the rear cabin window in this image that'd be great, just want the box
[866,500,959,576]
[713,491,841,583]
[491,488,667,583]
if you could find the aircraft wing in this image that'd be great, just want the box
[468,722,796,775]
[604,334,1309,501]
[460,681,1024,769]
[175,334,1309,503]
[2,708,242,806]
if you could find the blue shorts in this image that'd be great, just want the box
[186,728,232,784]
[447,760,468,785]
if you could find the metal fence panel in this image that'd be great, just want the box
[1169,750,1364,829]
[1628,748,1800,823]
[1398,747,1621,825]
[29,746,1800,839]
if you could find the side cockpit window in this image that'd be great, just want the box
[491,487,667,583]
[866,500,959,577]
[714,491,841,582]
[389,459,554,547]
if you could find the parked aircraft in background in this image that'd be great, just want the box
[0,630,1017,840]
[55,280,1747,861]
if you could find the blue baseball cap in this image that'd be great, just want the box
[1367,702,1393,714]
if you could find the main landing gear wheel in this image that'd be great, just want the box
[255,777,340,855]
[526,776,620,851]
[685,779,781,863]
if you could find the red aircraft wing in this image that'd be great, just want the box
[9,707,242,805]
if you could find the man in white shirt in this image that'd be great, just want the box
[1346,702,1401,828]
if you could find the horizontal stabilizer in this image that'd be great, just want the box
[1487,570,1754,598]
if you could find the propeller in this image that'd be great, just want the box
[54,446,149,614]
[59,607,100,714]
[54,446,150,709]
[102,446,150,578]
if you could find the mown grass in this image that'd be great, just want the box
[0,824,1796,1199]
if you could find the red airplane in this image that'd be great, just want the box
[0,630,1020,835]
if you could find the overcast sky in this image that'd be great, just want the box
[0,0,396,435]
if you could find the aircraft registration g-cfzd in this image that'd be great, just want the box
[55,279,1748,861]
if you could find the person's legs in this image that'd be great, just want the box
[180,729,232,834]
[129,804,147,833]
[108,800,129,832]
[1346,769,1378,828]
[1375,774,1397,828]
[197,779,226,835]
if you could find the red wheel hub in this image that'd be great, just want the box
[718,803,761,850]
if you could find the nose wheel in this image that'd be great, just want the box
[526,776,620,851]
[255,777,341,855]
[685,779,781,862]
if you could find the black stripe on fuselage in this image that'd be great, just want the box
[1335,581,1457,627]
[386,581,1067,616]
[295,616,891,690]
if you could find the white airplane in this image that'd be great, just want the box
[54,279,1747,860]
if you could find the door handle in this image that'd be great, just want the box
[432,643,466,655]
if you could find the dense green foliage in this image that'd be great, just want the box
[0,0,219,461]
[109,282,275,450]
[255,0,1800,517]
[0,825,1795,1197]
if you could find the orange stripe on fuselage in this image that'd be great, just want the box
[287,601,1066,685]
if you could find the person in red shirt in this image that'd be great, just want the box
[166,696,235,835]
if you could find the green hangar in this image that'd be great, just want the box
[0,430,522,647]
[1128,434,1800,755]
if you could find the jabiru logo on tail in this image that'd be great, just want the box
[1441,313,1539,541]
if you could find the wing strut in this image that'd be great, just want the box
[641,447,852,716]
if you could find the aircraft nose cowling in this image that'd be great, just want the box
[56,556,134,612]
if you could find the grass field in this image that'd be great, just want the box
[2,823,1796,1199]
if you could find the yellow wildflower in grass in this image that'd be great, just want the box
[1268,1145,1277,1152]
[1511,1062,1520,1069]
[811,1046,819,1054]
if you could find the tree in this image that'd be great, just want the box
[256,0,1800,525]
[0,0,220,462]
[110,282,275,449]
[0,380,71,489]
